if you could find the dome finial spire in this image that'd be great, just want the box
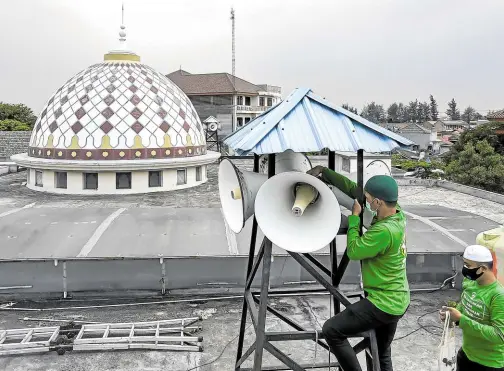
[119,2,126,45]
[104,2,140,62]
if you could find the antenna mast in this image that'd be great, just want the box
[230,7,236,132]
[230,7,235,81]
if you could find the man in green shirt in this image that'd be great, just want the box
[308,166,410,371]
[441,245,504,370]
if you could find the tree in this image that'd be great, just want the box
[444,121,504,193]
[0,102,37,128]
[408,100,419,122]
[446,98,460,120]
[429,95,439,120]
[342,103,358,115]
[387,103,400,123]
[445,140,504,193]
[416,101,430,122]
[397,103,408,122]
[360,102,385,124]
[0,119,31,131]
[461,106,477,123]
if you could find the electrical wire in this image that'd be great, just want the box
[184,308,444,370]
[393,310,443,341]
[184,324,252,371]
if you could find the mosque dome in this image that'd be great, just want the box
[12,13,220,195]
[28,59,206,161]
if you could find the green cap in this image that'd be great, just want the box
[364,175,398,202]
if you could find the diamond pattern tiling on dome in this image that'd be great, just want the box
[29,62,206,160]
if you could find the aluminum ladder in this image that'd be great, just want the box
[0,326,61,356]
[0,317,203,356]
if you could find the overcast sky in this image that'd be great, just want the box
[1,0,503,116]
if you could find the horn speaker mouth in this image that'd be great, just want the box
[292,183,319,217]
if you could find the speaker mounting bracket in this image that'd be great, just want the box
[234,150,382,371]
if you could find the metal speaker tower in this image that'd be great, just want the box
[230,7,237,132]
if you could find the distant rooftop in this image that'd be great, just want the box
[166,70,280,96]
[488,109,504,120]
[442,120,468,126]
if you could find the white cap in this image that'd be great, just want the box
[463,245,493,263]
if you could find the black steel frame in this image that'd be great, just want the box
[205,130,220,152]
[235,150,382,371]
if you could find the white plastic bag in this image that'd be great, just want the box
[438,312,457,371]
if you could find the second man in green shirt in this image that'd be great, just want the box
[308,166,410,371]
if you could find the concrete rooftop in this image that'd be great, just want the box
[0,290,461,371]
[0,159,502,259]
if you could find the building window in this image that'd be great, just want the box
[245,96,251,106]
[237,117,244,127]
[84,173,98,190]
[116,172,132,189]
[237,96,243,105]
[55,172,67,189]
[196,166,202,181]
[149,171,162,187]
[35,170,43,187]
[245,117,251,124]
[259,97,265,106]
[177,169,187,185]
[267,97,273,106]
[342,158,350,173]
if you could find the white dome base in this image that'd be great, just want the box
[12,151,220,195]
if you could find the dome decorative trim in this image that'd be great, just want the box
[104,53,140,62]
[28,145,206,160]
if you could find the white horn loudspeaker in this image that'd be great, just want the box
[258,149,312,174]
[218,150,313,234]
[347,159,392,184]
[254,172,342,253]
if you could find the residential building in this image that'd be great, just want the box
[381,122,452,154]
[441,120,469,131]
[166,70,282,136]
[487,109,504,122]
[421,120,474,137]
[394,123,437,152]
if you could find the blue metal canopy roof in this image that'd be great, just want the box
[223,87,414,155]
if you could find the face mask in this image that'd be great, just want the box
[366,198,378,217]
[462,266,484,281]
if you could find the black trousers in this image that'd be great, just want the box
[321,298,403,371]
[457,349,504,371]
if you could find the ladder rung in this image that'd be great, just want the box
[48,329,59,343]
[21,329,34,344]
[103,325,110,338]
[75,327,84,340]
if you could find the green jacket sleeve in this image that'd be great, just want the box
[321,168,358,199]
[459,293,504,344]
[346,215,390,260]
